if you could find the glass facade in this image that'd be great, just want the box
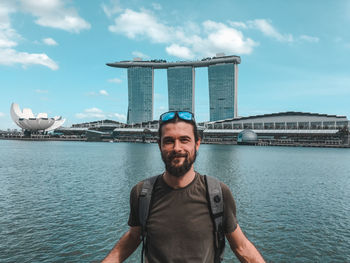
[167,67,195,112]
[127,67,153,124]
[208,63,237,121]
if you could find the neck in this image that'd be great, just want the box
[163,167,196,189]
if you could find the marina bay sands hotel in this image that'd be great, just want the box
[107,54,240,124]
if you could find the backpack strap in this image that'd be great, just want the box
[138,175,159,263]
[204,175,225,263]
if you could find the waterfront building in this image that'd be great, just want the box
[10,103,65,132]
[127,67,154,124]
[107,54,241,122]
[167,66,195,112]
[237,130,258,145]
[111,111,350,146]
[201,111,350,144]
[208,63,238,121]
[202,112,349,130]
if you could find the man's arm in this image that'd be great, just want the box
[102,226,141,263]
[226,224,265,263]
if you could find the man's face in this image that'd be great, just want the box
[159,121,200,177]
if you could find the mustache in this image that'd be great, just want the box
[168,152,188,158]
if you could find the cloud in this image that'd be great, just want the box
[0,24,19,48]
[75,112,105,119]
[101,0,122,18]
[0,112,5,117]
[99,89,109,96]
[0,3,21,48]
[85,107,103,113]
[42,37,58,46]
[0,48,59,70]
[198,20,257,56]
[86,89,112,96]
[248,19,293,42]
[166,44,194,59]
[132,51,150,59]
[0,1,59,70]
[108,78,122,84]
[76,107,105,119]
[111,113,127,122]
[35,89,48,93]
[20,0,91,33]
[229,21,247,29]
[229,19,293,42]
[229,19,319,44]
[109,9,171,43]
[107,9,258,58]
[76,107,127,122]
[299,35,319,43]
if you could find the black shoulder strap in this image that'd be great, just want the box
[139,175,158,228]
[138,175,159,263]
[205,175,225,263]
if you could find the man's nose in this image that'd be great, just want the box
[173,140,181,151]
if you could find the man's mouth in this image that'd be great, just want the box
[171,153,187,159]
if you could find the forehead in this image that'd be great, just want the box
[161,121,195,139]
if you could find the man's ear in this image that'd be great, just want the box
[195,138,201,151]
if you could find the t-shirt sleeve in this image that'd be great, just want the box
[221,182,238,233]
[127,182,142,227]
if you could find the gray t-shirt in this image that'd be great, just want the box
[128,172,238,263]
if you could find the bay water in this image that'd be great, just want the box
[0,140,349,262]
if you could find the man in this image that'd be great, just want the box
[103,111,265,263]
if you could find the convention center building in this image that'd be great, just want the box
[111,111,350,146]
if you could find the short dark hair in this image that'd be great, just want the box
[158,116,200,142]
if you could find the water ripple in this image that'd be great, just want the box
[0,142,350,262]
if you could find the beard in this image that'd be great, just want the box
[161,148,197,178]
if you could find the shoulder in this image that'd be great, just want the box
[198,173,235,200]
[130,175,161,197]
[220,182,234,197]
[197,173,232,192]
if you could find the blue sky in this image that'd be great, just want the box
[1,0,350,129]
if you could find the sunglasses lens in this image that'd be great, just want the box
[178,111,193,121]
[161,112,176,122]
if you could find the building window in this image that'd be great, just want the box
[253,123,263,129]
[310,122,322,129]
[223,123,232,129]
[287,122,297,129]
[298,122,309,129]
[336,121,348,128]
[233,123,242,129]
[264,123,274,129]
[243,123,252,129]
[323,121,335,129]
[275,122,286,129]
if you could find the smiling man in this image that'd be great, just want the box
[103,111,265,263]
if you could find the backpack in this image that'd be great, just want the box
[138,174,225,263]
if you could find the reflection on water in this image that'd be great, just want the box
[0,141,349,262]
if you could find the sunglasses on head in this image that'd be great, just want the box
[159,111,195,123]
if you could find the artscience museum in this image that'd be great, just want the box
[10,103,65,132]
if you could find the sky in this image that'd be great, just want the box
[0,0,350,130]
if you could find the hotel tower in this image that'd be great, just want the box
[107,54,240,124]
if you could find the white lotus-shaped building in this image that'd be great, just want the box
[10,103,65,132]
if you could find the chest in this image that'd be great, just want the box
[147,186,214,239]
